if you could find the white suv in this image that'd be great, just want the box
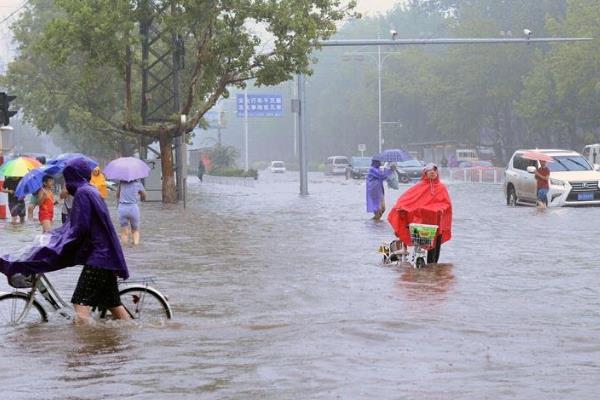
[504,149,600,207]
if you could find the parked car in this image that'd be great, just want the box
[395,159,425,183]
[504,149,600,207]
[346,156,371,179]
[268,161,286,173]
[324,156,349,175]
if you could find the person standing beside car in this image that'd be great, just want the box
[535,160,550,208]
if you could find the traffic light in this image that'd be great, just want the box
[0,92,17,126]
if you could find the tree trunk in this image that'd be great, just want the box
[159,133,177,203]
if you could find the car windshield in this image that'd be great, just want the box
[272,162,284,168]
[397,160,422,168]
[351,157,371,167]
[547,156,592,172]
[334,158,348,165]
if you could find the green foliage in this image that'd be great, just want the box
[207,144,239,169]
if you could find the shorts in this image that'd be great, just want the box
[9,200,26,218]
[537,188,549,205]
[118,203,140,230]
[71,266,122,309]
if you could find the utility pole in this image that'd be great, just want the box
[297,74,308,195]
[139,0,185,201]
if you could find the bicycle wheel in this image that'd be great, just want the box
[119,286,172,322]
[0,293,48,326]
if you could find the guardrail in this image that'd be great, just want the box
[203,174,256,187]
[440,167,504,184]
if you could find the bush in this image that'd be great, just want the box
[209,168,259,180]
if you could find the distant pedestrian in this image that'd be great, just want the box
[38,175,55,233]
[117,180,146,245]
[1,177,26,225]
[198,159,206,182]
[366,159,394,220]
[441,156,448,168]
[59,186,74,223]
[535,160,550,208]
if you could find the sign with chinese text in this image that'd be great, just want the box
[236,94,283,117]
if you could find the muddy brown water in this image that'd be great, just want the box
[1,172,600,399]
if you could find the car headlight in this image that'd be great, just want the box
[550,178,565,187]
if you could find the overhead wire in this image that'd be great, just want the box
[0,0,30,26]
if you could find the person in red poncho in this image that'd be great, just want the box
[387,163,453,263]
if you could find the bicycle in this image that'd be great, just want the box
[0,272,173,326]
[380,223,439,268]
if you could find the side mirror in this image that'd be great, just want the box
[526,166,536,173]
[594,164,600,171]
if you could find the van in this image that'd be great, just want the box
[324,156,349,175]
[582,144,600,166]
[455,149,478,162]
[268,160,286,173]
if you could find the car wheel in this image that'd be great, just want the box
[399,175,410,184]
[507,186,517,207]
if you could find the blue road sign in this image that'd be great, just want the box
[236,94,283,117]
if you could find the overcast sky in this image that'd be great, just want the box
[1,0,404,19]
[356,0,403,15]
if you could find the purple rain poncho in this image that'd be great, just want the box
[0,158,129,279]
[366,166,392,213]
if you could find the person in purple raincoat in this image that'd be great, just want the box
[366,159,394,220]
[0,158,130,323]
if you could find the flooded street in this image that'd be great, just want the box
[2,172,600,399]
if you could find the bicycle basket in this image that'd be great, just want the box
[409,223,438,247]
[8,273,34,289]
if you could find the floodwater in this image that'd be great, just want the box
[1,172,600,399]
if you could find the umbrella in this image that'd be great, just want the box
[373,148,413,163]
[0,156,43,177]
[14,164,62,198]
[48,153,98,170]
[521,151,554,162]
[103,157,150,181]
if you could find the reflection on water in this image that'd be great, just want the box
[2,173,600,398]
[64,325,131,379]
[396,263,455,302]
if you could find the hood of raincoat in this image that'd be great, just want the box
[64,158,93,196]
[1,158,128,279]
[387,169,453,246]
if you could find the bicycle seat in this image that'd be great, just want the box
[8,273,34,289]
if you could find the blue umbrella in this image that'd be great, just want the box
[373,148,413,163]
[48,153,98,170]
[14,164,61,198]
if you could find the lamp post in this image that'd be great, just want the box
[345,48,399,153]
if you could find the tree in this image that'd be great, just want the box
[2,0,137,159]
[7,0,357,202]
[517,0,600,149]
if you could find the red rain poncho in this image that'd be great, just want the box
[387,170,452,246]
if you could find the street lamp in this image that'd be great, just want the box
[344,47,399,153]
